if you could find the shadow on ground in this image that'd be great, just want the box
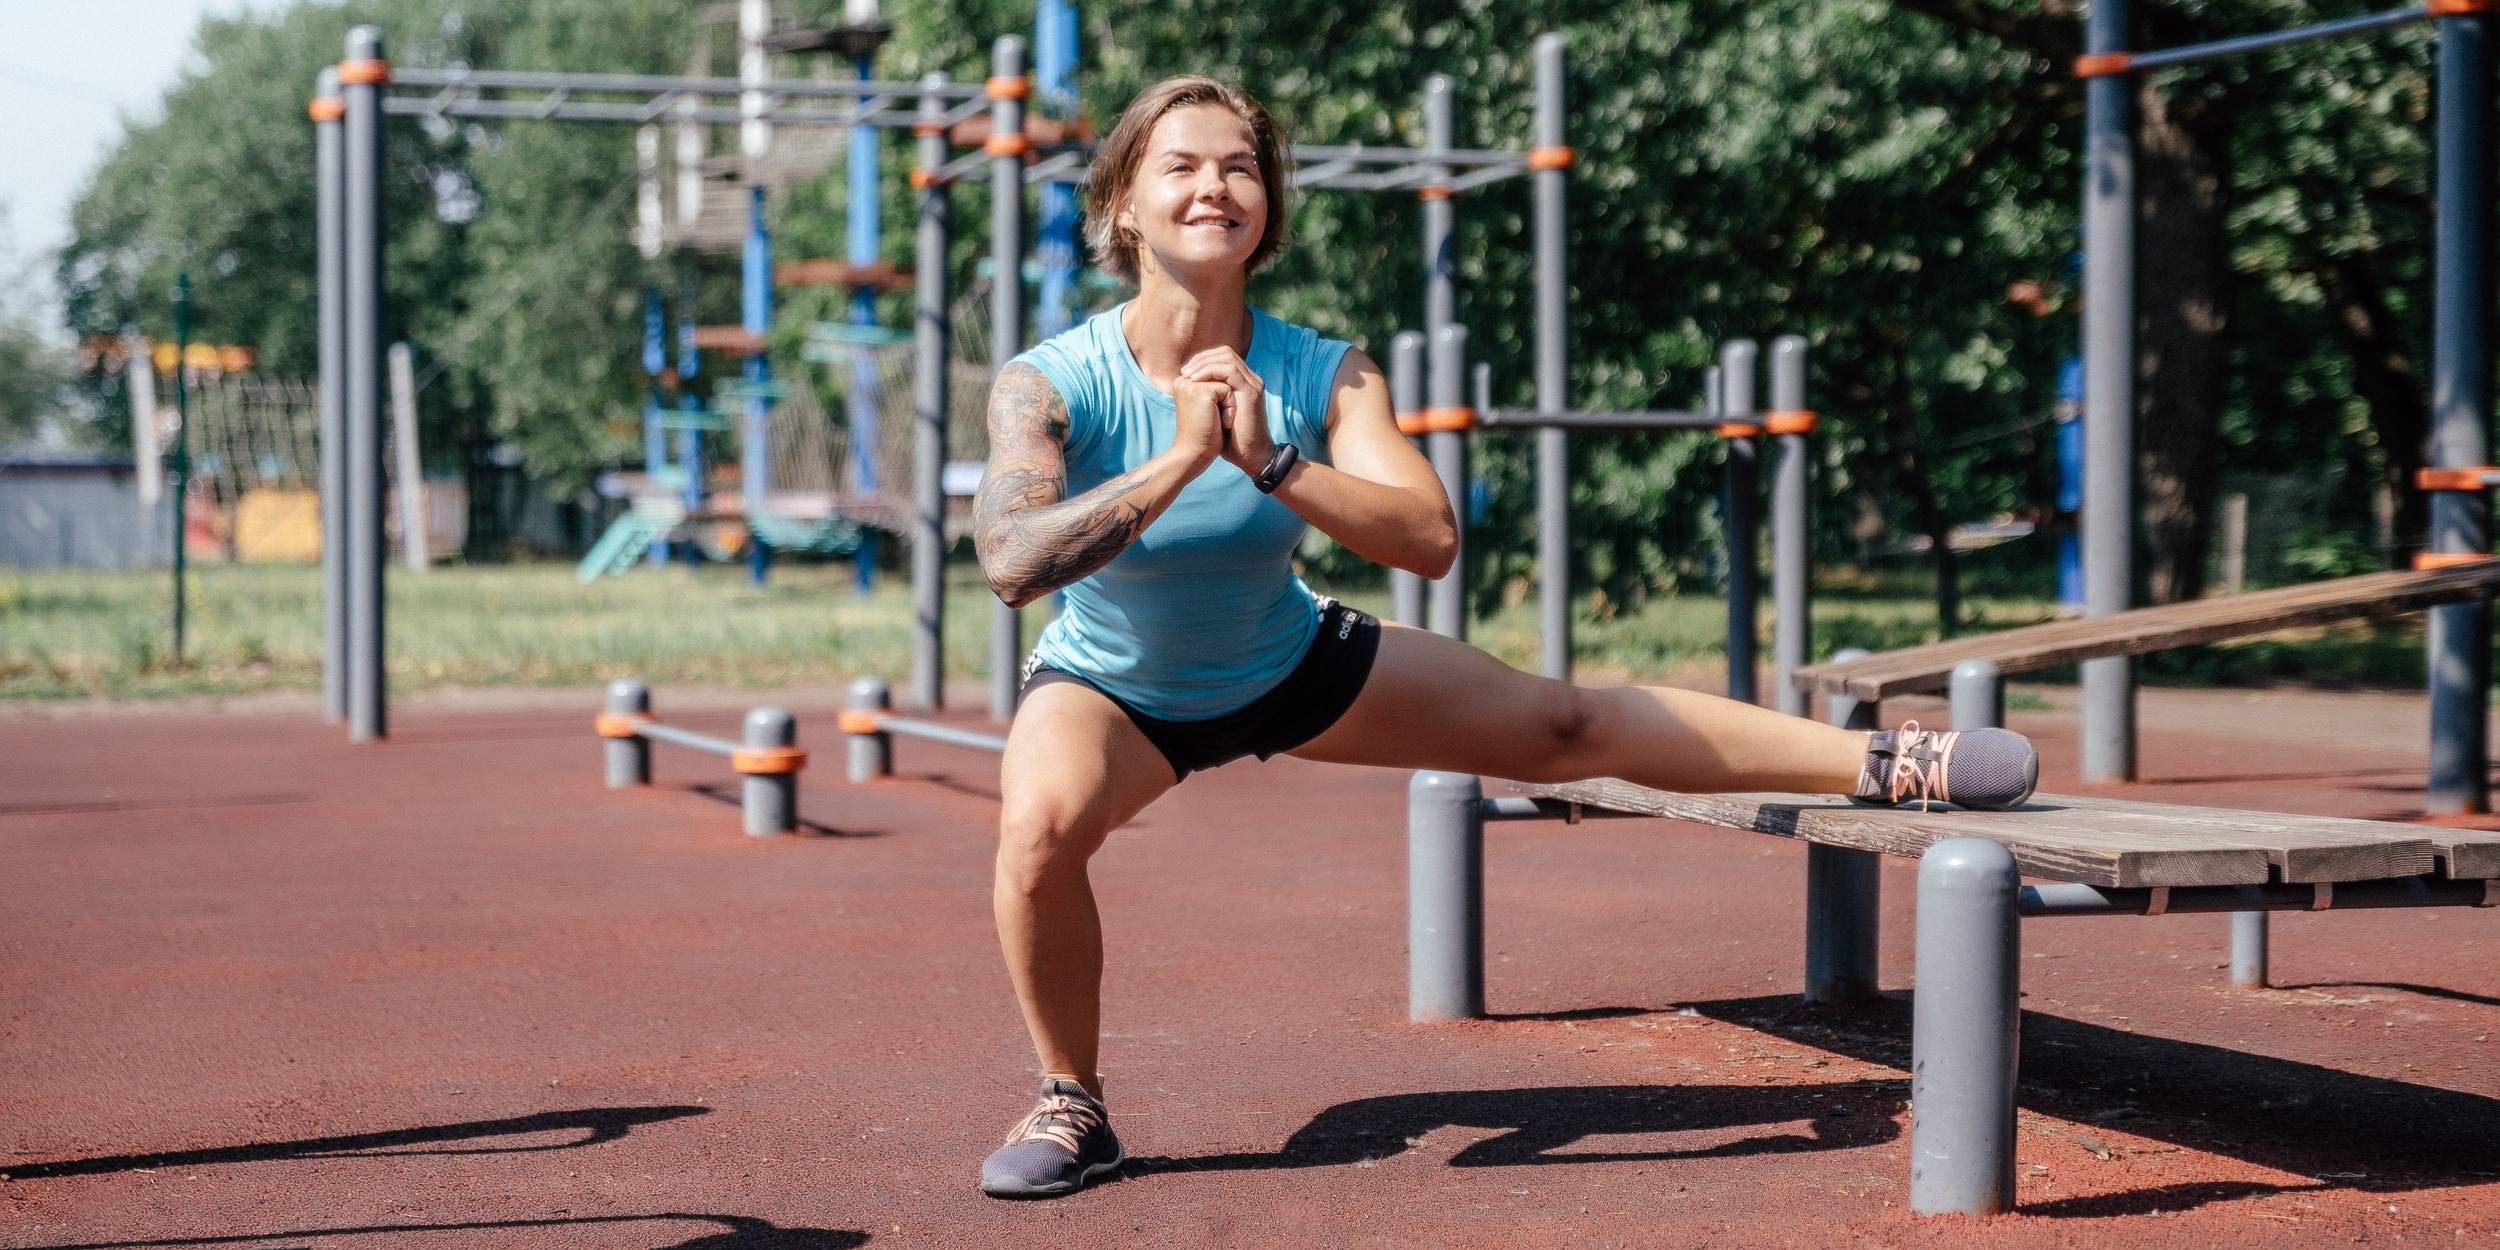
[2,1105,709,1180]
[1694,994,2500,1214]
[22,1213,865,1249]
[1131,1079,1901,1174]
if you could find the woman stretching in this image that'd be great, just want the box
[971,75,2038,1199]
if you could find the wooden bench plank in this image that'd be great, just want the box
[2033,795,2436,883]
[1791,562,2500,700]
[2418,825,2500,879]
[1512,782,2470,887]
[1513,781,2272,888]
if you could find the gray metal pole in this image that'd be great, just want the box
[1390,331,1427,628]
[314,67,346,725]
[1770,335,1810,717]
[911,74,953,713]
[1428,325,1469,642]
[1420,75,1464,642]
[1805,648,1880,1006]
[1909,836,2021,1217]
[1950,658,2004,731]
[604,678,650,788]
[2081,0,2138,783]
[741,706,798,836]
[1408,769,1484,1021]
[343,26,388,743]
[2428,9,2494,814]
[1533,33,1572,683]
[988,36,1027,724]
[2230,909,2270,989]
[1720,338,1760,704]
[847,674,893,782]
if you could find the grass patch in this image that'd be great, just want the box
[0,562,2436,704]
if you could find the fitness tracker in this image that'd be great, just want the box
[1253,443,1299,494]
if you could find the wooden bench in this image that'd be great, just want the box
[1790,561,2500,702]
[1400,770,2500,1217]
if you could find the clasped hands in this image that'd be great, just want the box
[1171,347,1277,480]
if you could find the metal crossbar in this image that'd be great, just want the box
[1479,408,1719,431]
[2130,5,2430,71]
[386,66,987,129]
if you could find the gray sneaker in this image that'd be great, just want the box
[1854,721,2039,811]
[979,1079,1123,1198]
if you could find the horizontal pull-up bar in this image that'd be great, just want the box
[2074,2,2489,78]
[392,65,988,99]
[1477,407,1724,431]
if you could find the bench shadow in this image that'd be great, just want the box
[22,1212,863,1250]
[2271,980,2500,1010]
[1689,994,2500,1211]
[2,1105,708,1180]
[1128,1079,1901,1175]
[685,784,881,838]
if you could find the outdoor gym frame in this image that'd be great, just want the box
[2070,0,2497,802]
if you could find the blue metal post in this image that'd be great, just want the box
[676,289,704,547]
[643,288,671,564]
[847,44,885,598]
[742,185,773,584]
[1033,0,1080,341]
[2055,354,2083,608]
[2428,6,2494,814]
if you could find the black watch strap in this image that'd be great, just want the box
[1253,443,1300,494]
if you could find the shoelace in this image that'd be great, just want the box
[1885,720,1957,811]
[1005,1091,1104,1154]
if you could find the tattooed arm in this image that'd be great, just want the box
[974,361,1229,608]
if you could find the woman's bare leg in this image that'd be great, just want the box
[994,681,1177,1100]
[1291,623,1867,791]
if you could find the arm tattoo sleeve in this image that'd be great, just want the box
[974,362,1161,607]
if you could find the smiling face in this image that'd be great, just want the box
[1113,103,1270,284]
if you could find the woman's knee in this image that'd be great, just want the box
[995,801,1099,894]
[1516,683,1608,778]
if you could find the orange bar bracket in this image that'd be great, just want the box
[1717,422,1764,439]
[1417,185,1453,202]
[2072,52,2135,78]
[836,710,885,735]
[594,712,650,739]
[731,746,809,775]
[1395,407,1475,435]
[2418,466,2500,491]
[1765,409,1819,435]
[1527,145,1576,171]
[307,98,345,122]
[2430,0,2499,15]
[337,58,391,86]
[909,168,940,190]
[985,132,1031,158]
[986,74,1031,99]
[2415,551,2496,570]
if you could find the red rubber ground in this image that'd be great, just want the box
[5,684,2498,1247]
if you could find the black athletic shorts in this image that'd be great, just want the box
[1020,598,1382,782]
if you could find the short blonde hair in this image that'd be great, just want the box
[1083,76,1290,286]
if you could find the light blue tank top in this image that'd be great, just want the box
[1014,305,1354,721]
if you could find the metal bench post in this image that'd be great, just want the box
[1950,658,2004,730]
[1389,331,1427,628]
[1806,649,1881,1005]
[1409,770,1484,1021]
[846,676,893,781]
[2231,910,2270,988]
[602,679,651,788]
[1911,836,2021,1217]
[741,707,799,837]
